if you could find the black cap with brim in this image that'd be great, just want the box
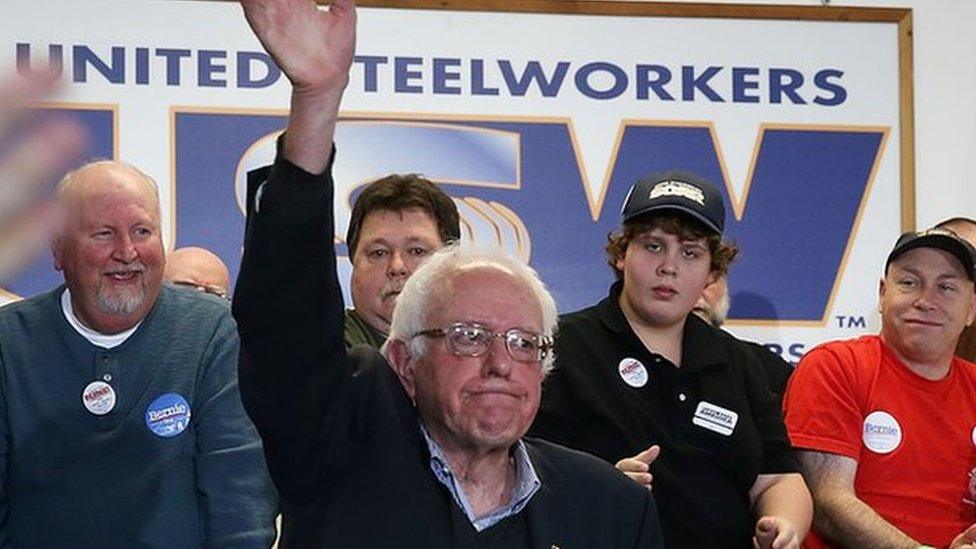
[885,229,976,283]
[620,171,725,235]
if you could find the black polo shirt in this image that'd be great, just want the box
[530,282,797,548]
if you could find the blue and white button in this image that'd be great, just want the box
[145,393,191,438]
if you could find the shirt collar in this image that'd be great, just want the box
[596,280,727,371]
[61,288,141,349]
[419,422,541,532]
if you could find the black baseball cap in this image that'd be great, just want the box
[885,228,976,282]
[620,171,725,235]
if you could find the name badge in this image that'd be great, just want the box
[692,401,738,436]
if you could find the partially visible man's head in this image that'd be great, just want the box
[347,174,460,335]
[935,216,976,247]
[164,246,231,299]
[879,229,976,367]
[693,274,731,327]
[53,160,164,334]
[384,245,557,454]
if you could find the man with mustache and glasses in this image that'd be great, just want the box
[0,160,277,547]
[784,229,976,549]
[234,0,663,546]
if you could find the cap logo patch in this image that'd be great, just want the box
[649,180,705,205]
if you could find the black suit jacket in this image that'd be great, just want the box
[233,151,663,548]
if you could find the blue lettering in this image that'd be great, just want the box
[814,69,847,106]
[16,43,63,77]
[635,64,673,101]
[769,68,806,105]
[198,50,227,88]
[236,51,280,88]
[681,66,723,102]
[432,57,462,95]
[135,47,149,85]
[575,62,628,100]
[498,60,569,98]
[155,48,191,86]
[72,46,125,84]
[732,67,760,103]
[471,59,499,96]
[354,55,387,92]
[763,343,784,357]
[788,343,806,361]
[394,56,423,93]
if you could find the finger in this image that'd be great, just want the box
[0,201,64,283]
[0,119,85,223]
[622,471,652,487]
[615,457,649,473]
[635,444,661,464]
[771,529,796,549]
[0,72,63,139]
[755,516,775,533]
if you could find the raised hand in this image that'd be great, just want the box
[241,0,355,94]
[241,0,356,173]
[0,72,85,281]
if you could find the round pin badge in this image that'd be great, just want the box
[862,410,902,454]
[145,393,191,438]
[618,357,649,388]
[82,381,116,415]
[971,425,976,448]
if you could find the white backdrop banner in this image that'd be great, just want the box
[1,0,908,362]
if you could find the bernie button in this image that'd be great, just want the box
[82,381,116,415]
[145,393,192,438]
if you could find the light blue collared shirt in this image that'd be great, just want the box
[420,423,541,532]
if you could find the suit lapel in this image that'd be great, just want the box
[524,440,566,549]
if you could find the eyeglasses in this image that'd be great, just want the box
[171,280,230,300]
[412,323,553,363]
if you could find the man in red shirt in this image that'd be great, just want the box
[785,229,976,548]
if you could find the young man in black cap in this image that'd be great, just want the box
[531,171,812,548]
[784,229,976,548]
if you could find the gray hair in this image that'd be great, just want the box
[384,244,558,373]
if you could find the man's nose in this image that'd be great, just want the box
[387,250,409,277]
[112,234,137,262]
[481,336,513,379]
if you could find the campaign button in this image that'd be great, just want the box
[82,381,116,415]
[618,357,649,388]
[145,393,191,438]
[862,410,901,454]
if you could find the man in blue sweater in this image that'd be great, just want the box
[0,160,277,547]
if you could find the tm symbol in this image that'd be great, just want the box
[835,315,866,329]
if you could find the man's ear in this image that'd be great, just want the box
[385,338,416,400]
[52,236,64,272]
[965,288,976,328]
[878,277,886,312]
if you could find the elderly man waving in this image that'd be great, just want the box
[234,0,664,546]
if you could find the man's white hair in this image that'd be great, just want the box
[385,243,558,373]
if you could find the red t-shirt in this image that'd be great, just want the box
[784,335,976,548]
